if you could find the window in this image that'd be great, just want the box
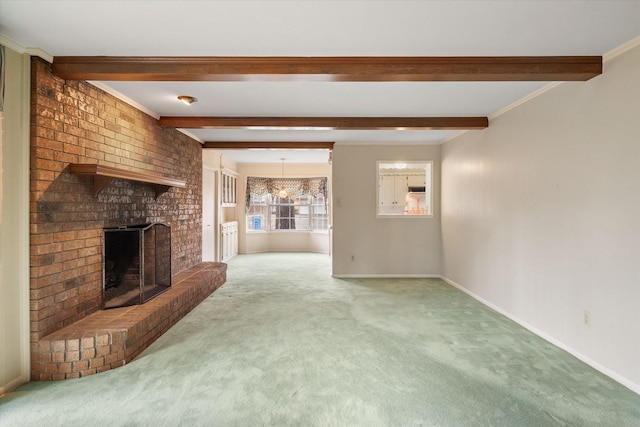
[310,194,328,230]
[246,193,270,231]
[377,161,433,217]
[246,177,329,232]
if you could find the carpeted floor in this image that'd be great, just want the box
[1,253,639,426]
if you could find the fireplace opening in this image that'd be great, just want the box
[103,223,172,309]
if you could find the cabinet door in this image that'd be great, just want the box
[408,174,425,187]
[231,176,236,204]
[220,173,237,206]
[222,174,228,204]
[380,175,396,206]
[380,175,407,214]
[394,175,408,203]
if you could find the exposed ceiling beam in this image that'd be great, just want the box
[159,116,488,130]
[52,56,602,82]
[202,141,335,149]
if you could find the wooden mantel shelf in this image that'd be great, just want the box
[69,163,186,198]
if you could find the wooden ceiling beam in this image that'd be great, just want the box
[52,56,602,82]
[202,141,335,149]
[159,116,488,130]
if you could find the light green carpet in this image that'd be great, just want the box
[1,253,639,426]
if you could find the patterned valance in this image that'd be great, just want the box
[246,176,328,209]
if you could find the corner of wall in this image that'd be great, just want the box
[0,46,32,393]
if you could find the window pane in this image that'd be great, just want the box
[274,197,298,230]
[246,194,270,231]
[246,193,329,232]
[311,195,329,231]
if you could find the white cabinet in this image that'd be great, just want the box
[407,173,425,188]
[379,174,408,214]
[221,221,238,261]
[221,171,237,206]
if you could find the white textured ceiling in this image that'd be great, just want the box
[1,1,639,163]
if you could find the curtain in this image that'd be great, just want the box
[246,176,328,211]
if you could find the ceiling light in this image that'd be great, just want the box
[278,158,289,199]
[177,95,197,105]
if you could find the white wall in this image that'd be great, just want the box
[243,231,329,254]
[332,144,441,277]
[237,163,331,255]
[202,150,238,261]
[201,167,217,261]
[441,43,640,392]
[0,44,31,394]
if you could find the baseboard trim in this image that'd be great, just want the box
[0,374,30,398]
[332,274,441,279]
[241,250,330,255]
[440,275,640,395]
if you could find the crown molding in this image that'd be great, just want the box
[443,36,640,146]
[603,35,640,62]
[177,128,204,143]
[482,36,640,131]
[0,34,53,62]
[440,130,472,145]
[88,81,160,120]
[488,81,563,122]
[25,47,53,63]
[0,34,24,53]
[441,80,563,145]
[333,141,440,146]
[91,82,205,147]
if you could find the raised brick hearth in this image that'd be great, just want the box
[32,262,226,380]
[29,57,209,380]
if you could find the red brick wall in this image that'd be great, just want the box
[29,57,203,345]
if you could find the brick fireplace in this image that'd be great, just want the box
[29,57,208,380]
[103,223,172,308]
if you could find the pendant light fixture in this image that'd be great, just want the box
[278,158,289,199]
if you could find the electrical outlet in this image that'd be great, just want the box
[583,310,591,326]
